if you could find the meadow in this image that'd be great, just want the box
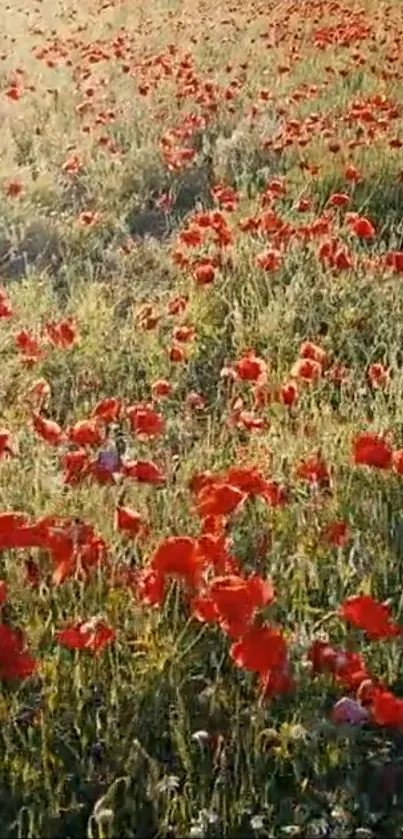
[1,0,403,835]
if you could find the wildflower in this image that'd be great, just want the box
[151,536,202,588]
[92,398,121,424]
[353,432,393,470]
[322,520,351,547]
[331,697,369,725]
[195,483,246,518]
[56,618,115,654]
[115,506,148,538]
[123,460,166,484]
[236,351,268,382]
[0,624,37,680]
[339,594,402,640]
[68,419,104,447]
[371,689,403,728]
[32,413,65,446]
[290,358,322,382]
[367,363,389,388]
[126,405,165,437]
[349,216,376,239]
[230,624,287,674]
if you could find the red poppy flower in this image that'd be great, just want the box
[0,624,37,680]
[0,429,15,458]
[44,318,77,349]
[189,471,217,497]
[193,262,216,285]
[224,466,268,497]
[126,405,165,437]
[367,363,389,388]
[5,180,23,198]
[344,163,361,183]
[392,450,403,475]
[185,391,206,410]
[296,198,312,212]
[115,506,148,538]
[169,344,185,362]
[296,453,331,489]
[339,594,402,640]
[290,358,322,382]
[349,216,376,239]
[260,660,295,699]
[205,574,274,638]
[235,351,267,382]
[230,624,287,675]
[56,618,115,654]
[61,154,83,175]
[123,460,166,484]
[5,85,22,101]
[135,566,166,606]
[200,514,226,535]
[173,325,195,343]
[352,432,393,470]
[151,536,202,588]
[385,251,403,274]
[280,380,298,406]
[371,690,403,728]
[60,449,89,485]
[256,249,283,272]
[16,330,45,364]
[328,192,350,208]
[190,589,220,623]
[356,678,381,706]
[0,288,12,319]
[151,379,173,398]
[78,210,100,227]
[32,413,65,446]
[196,531,235,575]
[0,581,7,605]
[299,341,328,368]
[196,483,246,518]
[308,640,371,691]
[0,512,30,549]
[68,419,104,447]
[322,520,351,547]
[167,295,188,316]
[92,398,121,423]
[32,519,108,586]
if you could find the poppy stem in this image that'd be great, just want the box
[312,610,339,633]
[170,623,208,667]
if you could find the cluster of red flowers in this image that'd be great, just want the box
[3,490,403,727]
[310,593,403,728]
[3,268,403,727]
[2,0,403,756]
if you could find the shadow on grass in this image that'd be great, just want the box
[0,220,62,281]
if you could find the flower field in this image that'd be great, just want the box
[1,0,403,835]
